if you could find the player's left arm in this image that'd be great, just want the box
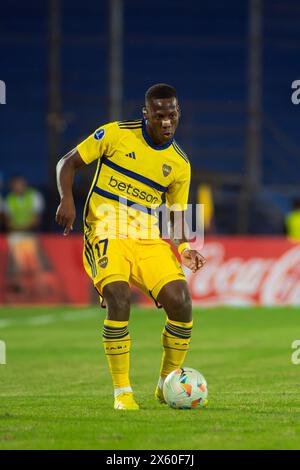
[167,161,206,273]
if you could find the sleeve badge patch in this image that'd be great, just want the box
[94,128,105,141]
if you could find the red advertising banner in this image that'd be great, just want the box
[185,237,300,306]
[0,235,299,306]
[0,234,90,305]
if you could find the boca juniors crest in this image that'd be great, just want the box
[162,164,172,177]
[98,256,108,268]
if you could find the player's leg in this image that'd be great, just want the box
[101,281,139,410]
[132,239,193,404]
[83,236,138,410]
[155,280,193,402]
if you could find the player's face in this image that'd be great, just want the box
[144,97,180,145]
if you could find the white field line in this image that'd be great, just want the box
[0,320,12,328]
[27,314,59,325]
[61,310,97,321]
[0,308,98,329]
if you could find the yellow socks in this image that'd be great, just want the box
[102,319,132,396]
[159,318,193,384]
[103,317,193,400]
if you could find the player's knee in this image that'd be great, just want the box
[171,292,192,321]
[103,281,131,321]
[159,282,192,322]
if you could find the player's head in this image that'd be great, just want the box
[143,83,180,145]
[10,175,27,195]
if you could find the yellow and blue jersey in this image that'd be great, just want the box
[77,119,191,240]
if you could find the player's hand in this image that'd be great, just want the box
[181,249,207,273]
[55,197,76,236]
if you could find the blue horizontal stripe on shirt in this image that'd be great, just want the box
[93,186,159,216]
[102,157,168,193]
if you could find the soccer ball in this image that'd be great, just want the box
[163,367,208,409]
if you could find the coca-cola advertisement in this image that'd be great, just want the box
[185,237,300,306]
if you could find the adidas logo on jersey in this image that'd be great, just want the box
[125,152,136,159]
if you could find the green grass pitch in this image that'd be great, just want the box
[0,305,300,450]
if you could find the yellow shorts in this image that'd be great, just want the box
[83,236,185,306]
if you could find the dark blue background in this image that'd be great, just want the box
[0,0,299,232]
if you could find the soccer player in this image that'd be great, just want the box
[55,83,206,410]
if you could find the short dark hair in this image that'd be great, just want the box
[145,83,177,104]
[292,198,300,209]
[10,174,25,183]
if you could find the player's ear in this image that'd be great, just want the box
[142,106,148,119]
[177,104,181,118]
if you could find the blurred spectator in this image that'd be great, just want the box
[285,198,300,242]
[3,175,44,232]
[0,172,4,231]
[2,176,51,303]
[197,183,216,234]
[0,195,4,231]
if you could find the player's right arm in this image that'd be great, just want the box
[55,122,119,235]
[55,148,86,236]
